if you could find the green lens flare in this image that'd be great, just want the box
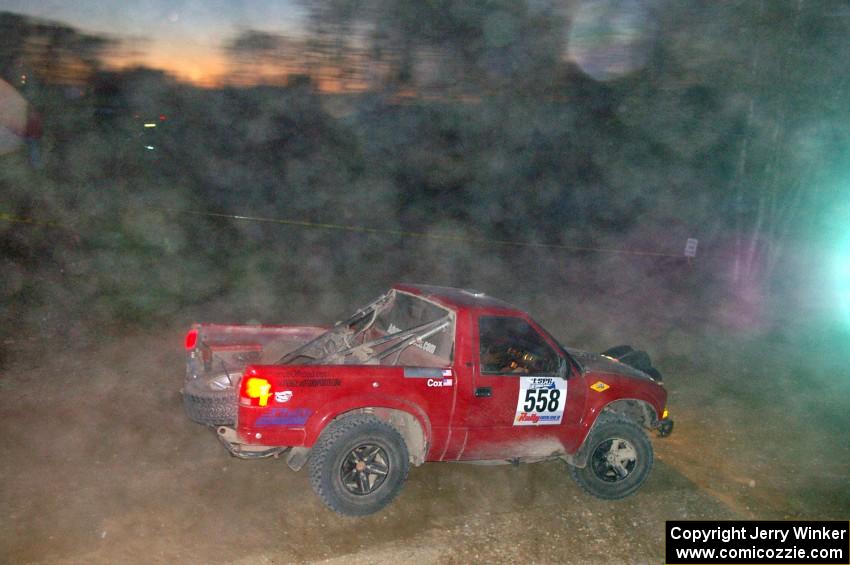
[824,199,850,329]
[835,245,850,327]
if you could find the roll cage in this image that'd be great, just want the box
[279,290,454,366]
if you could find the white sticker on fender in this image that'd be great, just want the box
[514,377,567,426]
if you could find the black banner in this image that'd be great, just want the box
[666,521,849,564]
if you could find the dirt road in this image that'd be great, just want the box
[1,326,846,564]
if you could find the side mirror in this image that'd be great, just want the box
[558,356,569,379]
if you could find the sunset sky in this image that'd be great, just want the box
[3,0,307,86]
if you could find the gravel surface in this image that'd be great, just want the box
[1,326,846,564]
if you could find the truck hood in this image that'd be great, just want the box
[565,348,657,382]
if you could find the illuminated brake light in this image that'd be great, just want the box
[245,377,272,406]
[185,329,198,350]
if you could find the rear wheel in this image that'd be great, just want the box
[309,414,409,516]
[569,417,653,499]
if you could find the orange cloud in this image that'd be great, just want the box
[103,40,230,88]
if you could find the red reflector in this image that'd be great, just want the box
[185,329,198,350]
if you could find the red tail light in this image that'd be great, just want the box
[184,329,199,350]
[242,376,273,407]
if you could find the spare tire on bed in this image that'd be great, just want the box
[182,373,238,426]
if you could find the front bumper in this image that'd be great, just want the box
[656,418,674,437]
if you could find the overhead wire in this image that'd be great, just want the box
[0,207,690,259]
[153,207,687,258]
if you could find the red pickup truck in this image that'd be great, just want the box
[183,284,673,515]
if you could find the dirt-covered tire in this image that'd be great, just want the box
[182,377,237,426]
[569,416,653,500]
[309,414,409,516]
[619,349,653,373]
[644,366,663,382]
[601,345,634,358]
[602,345,663,382]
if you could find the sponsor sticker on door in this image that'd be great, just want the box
[514,376,567,426]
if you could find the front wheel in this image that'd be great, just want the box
[569,417,653,499]
[309,414,409,516]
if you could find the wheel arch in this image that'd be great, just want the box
[332,407,428,466]
[599,398,661,429]
[304,397,431,466]
[567,398,659,469]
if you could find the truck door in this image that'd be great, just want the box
[460,314,577,461]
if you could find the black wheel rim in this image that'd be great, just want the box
[340,443,390,495]
[589,437,637,483]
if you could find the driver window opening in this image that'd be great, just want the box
[479,316,559,375]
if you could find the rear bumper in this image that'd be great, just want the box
[216,426,289,459]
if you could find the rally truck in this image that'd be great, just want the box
[182,284,673,516]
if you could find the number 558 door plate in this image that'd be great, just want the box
[514,377,567,426]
